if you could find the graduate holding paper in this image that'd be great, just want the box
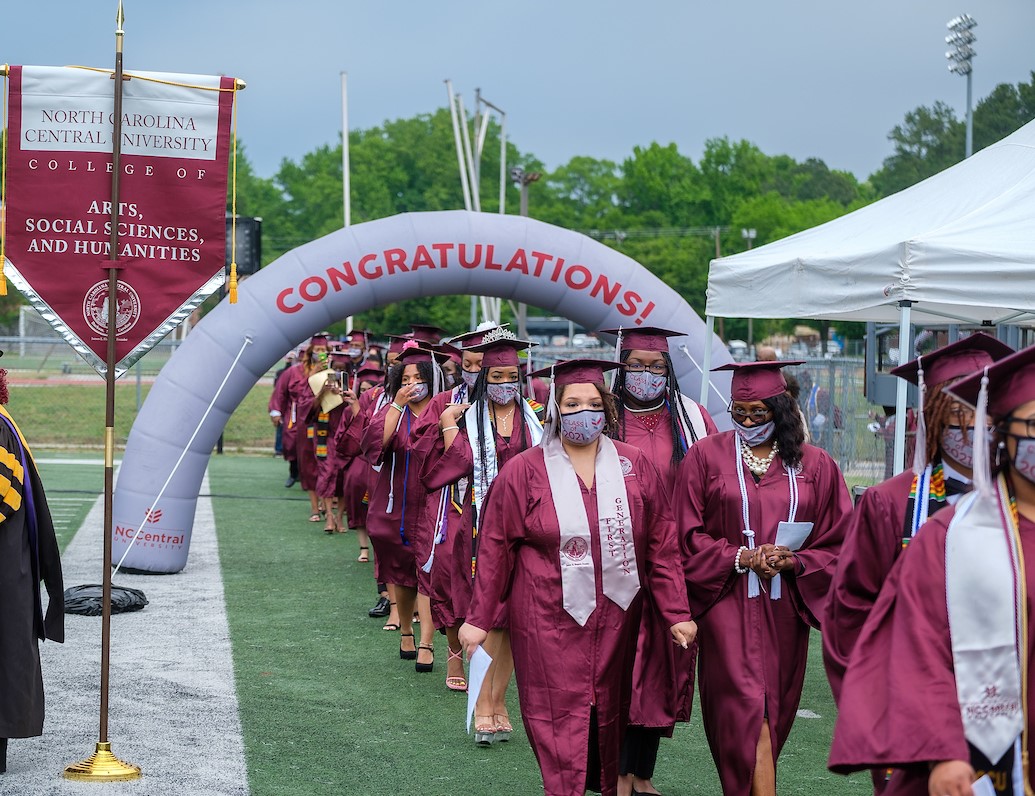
[676,360,851,796]
[459,359,695,796]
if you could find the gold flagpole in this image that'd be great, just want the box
[64,1,140,780]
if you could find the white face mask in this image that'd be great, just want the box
[408,382,429,402]
[346,347,363,358]
[625,370,667,403]
[941,426,976,469]
[560,409,605,445]
[1012,436,1035,484]
[733,418,775,447]
[461,369,479,389]
[487,382,521,406]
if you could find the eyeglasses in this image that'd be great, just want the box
[1004,416,1035,438]
[727,402,773,422]
[625,363,668,376]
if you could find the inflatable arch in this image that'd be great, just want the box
[113,210,733,573]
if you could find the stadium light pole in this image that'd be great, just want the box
[741,228,757,351]
[510,167,541,339]
[946,14,977,158]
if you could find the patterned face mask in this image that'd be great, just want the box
[625,370,667,403]
[1011,436,1035,485]
[461,369,480,389]
[408,382,429,402]
[941,426,976,469]
[486,382,521,406]
[560,409,605,445]
[733,418,775,447]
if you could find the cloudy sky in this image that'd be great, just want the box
[4,1,1032,182]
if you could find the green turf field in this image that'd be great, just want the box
[205,455,872,796]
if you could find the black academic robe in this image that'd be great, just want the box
[0,406,64,738]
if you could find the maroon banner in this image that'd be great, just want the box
[3,65,236,373]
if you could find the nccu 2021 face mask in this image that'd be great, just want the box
[560,409,605,445]
[1011,436,1035,485]
[487,382,522,406]
[408,382,429,403]
[940,426,976,469]
[625,370,667,403]
[733,418,775,447]
[461,369,480,389]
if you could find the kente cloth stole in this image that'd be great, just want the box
[315,412,330,459]
[902,463,946,548]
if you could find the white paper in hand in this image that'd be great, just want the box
[770,521,814,600]
[971,774,996,796]
[466,646,493,733]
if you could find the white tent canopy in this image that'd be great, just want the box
[706,117,1035,326]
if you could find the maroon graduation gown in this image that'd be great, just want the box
[335,388,381,530]
[676,431,851,796]
[309,400,348,499]
[419,409,536,629]
[829,509,1035,794]
[468,443,691,796]
[618,401,716,729]
[360,401,434,591]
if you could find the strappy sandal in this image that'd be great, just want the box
[415,644,434,673]
[308,512,322,522]
[493,713,513,743]
[445,648,467,692]
[357,546,369,563]
[474,715,496,746]
[382,602,399,631]
[399,633,417,660]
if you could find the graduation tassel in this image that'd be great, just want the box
[911,357,927,475]
[228,81,239,304]
[972,366,992,498]
[610,327,623,391]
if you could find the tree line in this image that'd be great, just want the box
[5,74,1034,339]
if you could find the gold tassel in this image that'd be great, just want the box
[228,80,239,305]
[228,261,238,304]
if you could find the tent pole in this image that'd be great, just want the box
[892,301,913,475]
[701,315,716,406]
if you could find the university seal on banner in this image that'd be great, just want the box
[562,536,590,562]
[83,280,142,337]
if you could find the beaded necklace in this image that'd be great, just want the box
[740,437,779,477]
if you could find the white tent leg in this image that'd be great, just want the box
[892,301,913,475]
[701,315,716,406]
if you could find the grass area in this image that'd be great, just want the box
[36,455,105,552]
[6,381,277,452]
[207,455,872,796]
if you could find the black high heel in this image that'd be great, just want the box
[415,644,435,673]
[399,633,417,660]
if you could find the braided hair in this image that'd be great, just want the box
[613,349,700,465]
[465,369,531,505]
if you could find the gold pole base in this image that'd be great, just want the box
[63,742,141,781]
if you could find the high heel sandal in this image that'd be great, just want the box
[445,648,467,692]
[415,644,435,673]
[399,633,417,660]
[474,715,496,746]
[381,602,400,631]
[357,546,369,563]
[493,713,513,743]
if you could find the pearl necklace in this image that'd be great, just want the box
[740,438,779,477]
[494,406,516,432]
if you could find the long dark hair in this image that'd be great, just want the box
[613,350,699,465]
[384,360,441,401]
[465,369,531,495]
[762,392,806,469]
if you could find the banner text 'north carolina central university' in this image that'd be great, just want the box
[2,65,236,375]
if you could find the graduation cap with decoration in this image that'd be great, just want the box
[891,332,1014,474]
[448,321,507,349]
[469,327,539,397]
[395,340,445,394]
